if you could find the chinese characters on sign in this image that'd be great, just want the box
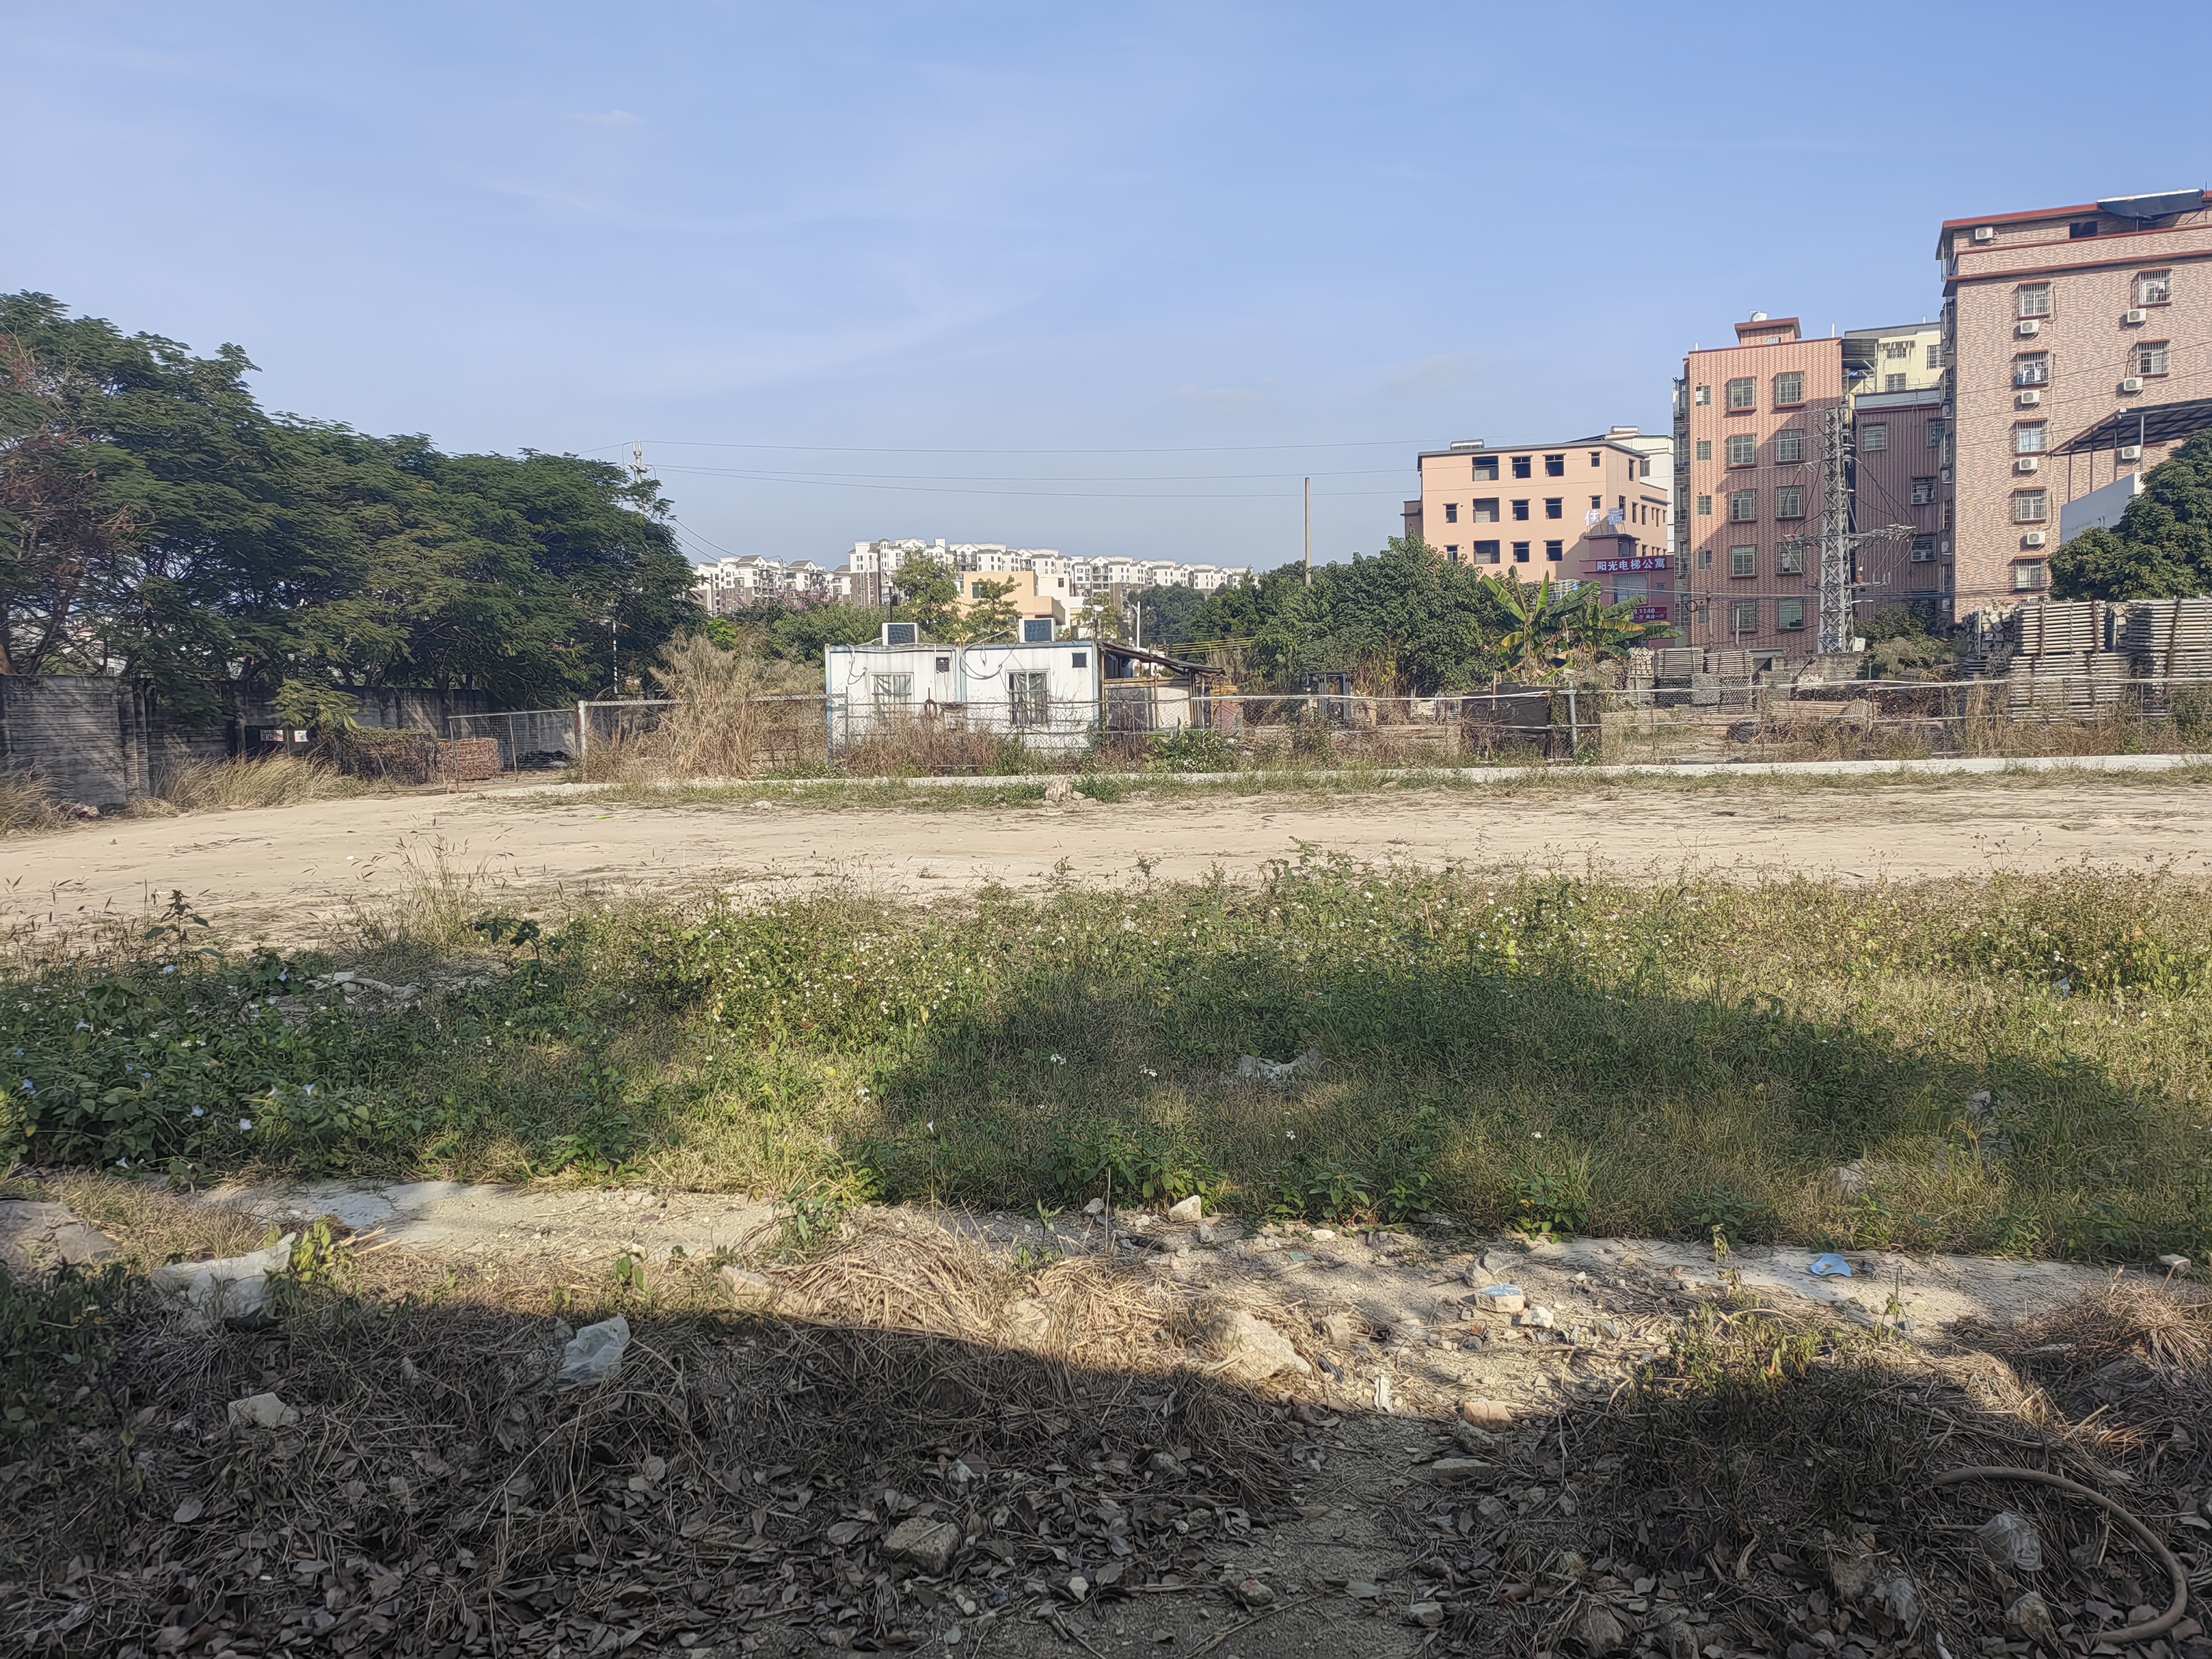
[1593,556,1670,573]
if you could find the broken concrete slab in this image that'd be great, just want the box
[0,1201,119,1274]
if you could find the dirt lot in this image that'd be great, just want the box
[5,772,2210,941]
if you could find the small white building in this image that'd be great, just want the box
[825,627,1219,758]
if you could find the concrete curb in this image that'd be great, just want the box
[495,750,2212,800]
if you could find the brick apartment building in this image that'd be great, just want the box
[1677,316,1846,653]
[1938,188,2212,615]
[1843,323,1947,620]
[1405,428,1674,621]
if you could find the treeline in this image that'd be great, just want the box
[1175,538,1662,693]
[0,293,696,713]
[2053,431,2212,600]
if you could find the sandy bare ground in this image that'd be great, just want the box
[5,772,2209,941]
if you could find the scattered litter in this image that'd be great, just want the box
[2159,1253,2191,1274]
[1808,1253,1854,1278]
[1977,1510,2044,1572]
[1230,1048,1321,1084]
[150,1234,296,1329]
[1460,1398,1513,1425]
[1468,1283,1526,1314]
[226,1392,300,1430]
[556,1315,631,1388]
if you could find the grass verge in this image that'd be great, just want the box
[4,858,2210,1264]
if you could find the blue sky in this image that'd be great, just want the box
[9,2,2208,574]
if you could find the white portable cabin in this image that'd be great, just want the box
[825,625,1215,759]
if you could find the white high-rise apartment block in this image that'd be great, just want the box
[691,537,1253,614]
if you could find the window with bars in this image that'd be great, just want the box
[1697,494,1712,516]
[1730,601,1759,634]
[872,673,914,702]
[1729,490,1758,522]
[2013,490,2047,523]
[1928,419,1947,447]
[1778,543,1805,575]
[1726,434,1757,466]
[2138,342,2170,376]
[1726,378,1756,410]
[2015,424,2046,454]
[1776,487,1805,520]
[2014,561,2047,590]
[1911,477,1937,505]
[2017,284,2053,318]
[1695,439,1712,461]
[1926,343,1943,369]
[1912,536,1936,562]
[1885,374,1908,392]
[2136,271,2171,306]
[1008,672,1050,726]
[1862,423,1889,452]
[1730,545,1757,577]
[1778,599,1806,631]
[1884,342,1911,360]
[1773,372,1805,407]
[2014,354,2048,386]
[1776,430,1805,463]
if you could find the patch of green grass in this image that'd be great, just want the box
[4,859,2211,1262]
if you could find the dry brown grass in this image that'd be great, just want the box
[147,754,366,813]
[0,773,70,837]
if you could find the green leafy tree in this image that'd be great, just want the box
[2051,430,2212,599]
[768,601,884,662]
[1129,583,1205,645]
[1489,573,1580,676]
[888,553,963,640]
[955,576,1022,644]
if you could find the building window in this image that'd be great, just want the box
[872,673,914,703]
[1695,439,1712,461]
[1472,498,1499,522]
[1009,671,1050,726]
[2015,424,2046,454]
[2017,284,2053,319]
[1726,377,1756,411]
[1912,536,1936,562]
[1884,341,1911,360]
[934,655,952,672]
[1778,543,1804,575]
[1545,540,1564,562]
[1728,490,1757,522]
[1773,372,1805,407]
[1697,548,1714,569]
[1544,498,1563,518]
[1512,499,1530,521]
[2014,354,2048,387]
[1729,545,1757,577]
[1775,429,1806,463]
[2137,271,2172,306]
[1588,450,1603,468]
[1590,495,1602,511]
[1473,455,1500,480]
[1444,545,1459,558]
[1695,385,1711,406]
[1509,541,1529,562]
[2013,490,2048,523]
[1911,476,1937,504]
[1726,433,1757,466]
[1545,454,1566,477]
[1731,601,1759,634]
[1696,494,1712,516]
[1926,343,1944,369]
[1640,457,1653,478]
[1862,423,1889,452]
[1444,502,1459,523]
[2137,341,2170,376]
[2014,560,2048,590]
[1776,486,1806,519]
[1512,455,1532,479]
[2069,220,2100,239]
[1884,374,1907,392]
[1778,599,1806,631]
[1927,419,1946,447]
[1475,540,1501,564]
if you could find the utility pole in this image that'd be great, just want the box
[1304,477,1312,586]
[1781,403,1913,656]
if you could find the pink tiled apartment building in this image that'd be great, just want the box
[1937,188,2212,615]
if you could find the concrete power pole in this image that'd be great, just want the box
[1304,477,1312,586]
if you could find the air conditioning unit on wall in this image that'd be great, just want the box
[2015,456,2040,473]
[2022,531,2047,548]
[2018,319,2042,336]
[2018,389,2041,406]
[2121,376,2144,393]
[2125,308,2148,325]
[2120,444,2143,461]
[1973,226,1995,242]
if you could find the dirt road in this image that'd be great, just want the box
[6,771,2208,940]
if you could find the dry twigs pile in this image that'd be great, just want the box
[1,1215,1296,1658]
[1391,1287,2212,1659]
